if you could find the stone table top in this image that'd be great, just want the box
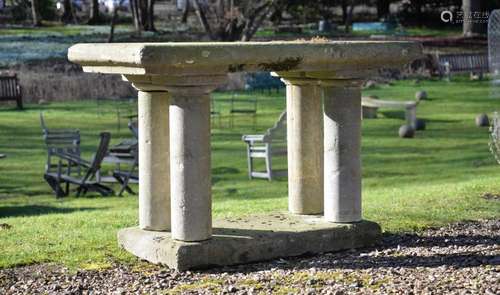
[68,41,422,79]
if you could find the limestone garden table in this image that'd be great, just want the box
[68,41,422,270]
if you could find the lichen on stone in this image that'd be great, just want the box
[258,57,302,72]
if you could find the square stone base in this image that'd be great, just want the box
[117,213,381,271]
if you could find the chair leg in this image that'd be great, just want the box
[76,186,83,197]
[246,145,253,179]
[113,173,134,196]
[93,183,114,196]
[44,174,65,198]
[265,145,273,181]
[16,97,23,110]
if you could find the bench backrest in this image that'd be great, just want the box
[40,112,81,154]
[437,53,488,73]
[0,74,21,100]
[263,111,286,142]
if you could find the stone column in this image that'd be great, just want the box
[281,76,324,215]
[137,91,171,230]
[321,80,363,223]
[123,76,171,231]
[166,75,226,242]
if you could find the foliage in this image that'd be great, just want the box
[0,77,499,269]
[186,0,277,41]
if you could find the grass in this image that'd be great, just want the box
[254,25,462,39]
[0,76,499,270]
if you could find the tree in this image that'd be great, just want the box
[130,0,156,34]
[376,0,391,19]
[61,0,76,23]
[88,0,100,24]
[30,0,41,26]
[463,0,485,37]
[184,0,277,41]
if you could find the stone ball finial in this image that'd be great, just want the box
[475,113,490,127]
[399,125,415,138]
[415,90,427,101]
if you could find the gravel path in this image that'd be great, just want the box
[1,219,499,294]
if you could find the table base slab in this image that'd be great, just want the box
[118,214,381,271]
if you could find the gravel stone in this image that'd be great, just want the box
[0,219,498,294]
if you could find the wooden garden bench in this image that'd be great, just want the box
[0,73,23,109]
[362,96,424,131]
[435,53,488,80]
[242,111,287,180]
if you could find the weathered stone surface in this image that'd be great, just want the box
[476,113,490,127]
[137,91,170,231]
[68,41,422,79]
[415,90,428,101]
[323,83,362,222]
[282,77,323,215]
[68,41,422,268]
[169,88,214,242]
[399,125,415,138]
[117,213,381,271]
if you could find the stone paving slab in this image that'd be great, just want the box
[118,213,381,270]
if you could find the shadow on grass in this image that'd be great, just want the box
[0,185,48,198]
[0,204,102,218]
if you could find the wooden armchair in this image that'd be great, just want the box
[40,112,81,175]
[44,132,114,198]
[242,111,287,181]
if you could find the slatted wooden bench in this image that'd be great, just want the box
[0,73,23,109]
[362,96,425,132]
[242,111,287,180]
[435,53,488,80]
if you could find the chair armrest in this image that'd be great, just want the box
[52,151,91,168]
[242,134,265,143]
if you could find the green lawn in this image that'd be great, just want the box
[0,76,499,270]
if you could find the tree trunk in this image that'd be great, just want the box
[30,0,41,26]
[108,5,120,42]
[130,0,142,35]
[61,0,76,23]
[377,0,390,19]
[341,0,348,24]
[192,0,214,39]
[344,1,355,33]
[181,0,190,23]
[463,0,485,37]
[144,0,155,31]
[88,0,100,24]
